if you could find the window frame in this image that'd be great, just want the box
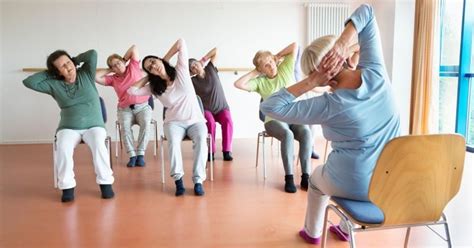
[439,0,474,152]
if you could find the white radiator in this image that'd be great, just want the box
[306,3,350,44]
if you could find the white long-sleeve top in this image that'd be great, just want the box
[128,39,205,126]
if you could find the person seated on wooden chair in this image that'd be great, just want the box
[128,39,207,197]
[260,4,400,244]
[234,42,313,193]
[96,45,152,168]
[189,47,234,162]
[23,49,115,203]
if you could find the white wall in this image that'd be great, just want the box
[0,0,414,143]
[1,1,305,143]
[391,0,415,135]
[0,2,3,143]
[369,0,414,135]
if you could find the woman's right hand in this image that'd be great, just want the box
[323,41,347,70]
[309,53,345,88]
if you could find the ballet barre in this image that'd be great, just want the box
[23,67,253,75]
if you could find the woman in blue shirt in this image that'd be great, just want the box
[260,4,400,244]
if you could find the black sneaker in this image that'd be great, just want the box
[99,184,115,199]
[135,155,145,167]
[284,175,297,193]
[61,188,75,202]
[194,183,205,196]
[223,151,233,161]
[175,178,185,196]
[127,156,137,167]
[301,173,310,191]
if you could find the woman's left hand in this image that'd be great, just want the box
[310,53,344,87]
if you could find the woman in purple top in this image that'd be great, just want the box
[189,47,234,161]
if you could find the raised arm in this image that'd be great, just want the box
[132,76,149,89]
[73,49,98,76]
[260,89,330,125]
[123,44,139,62]
[322,22,358,71]
[163,39,184,63]
[23,70,55,95]
[233,69,260,92]
[326,4,383,71]
[127,76,152,96]
[347,44,360,70]
[201,47,217,64]
[287,55,344,97]
[95,68,112,86]
[275,42,297,61]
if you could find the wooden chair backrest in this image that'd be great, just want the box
[368,134,465,226]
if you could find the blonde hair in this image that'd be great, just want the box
[107,54,125,68]
[252,50,275,72]
[301,35,337,75]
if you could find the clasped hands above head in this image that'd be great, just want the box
[308,50,345,88]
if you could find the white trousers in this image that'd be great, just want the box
[163,122,207,184]
[303,165,350,238]
[55,127,114,189]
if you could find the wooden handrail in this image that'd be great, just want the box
[22,67,253,73]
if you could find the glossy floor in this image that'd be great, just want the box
[0,138,472,248]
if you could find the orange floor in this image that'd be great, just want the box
[0,138,472,248]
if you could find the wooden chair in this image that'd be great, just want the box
[115,96,158,158]
[53,97,113,188]
[321,134,466,248]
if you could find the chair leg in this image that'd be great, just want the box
[115,122,119,158]
[160,136,165,184]
[442,213,453,248]
[323,140,329,163]
[403,227,411,248]
[153,121,158,157]
[326,204,358,248]
[256,133,261,167]
[322,206,331,248]
[208,134,214,182]
[263,134,267,179]
[295,157,300,174]
[53,137,58,189]
[348,222,356,248]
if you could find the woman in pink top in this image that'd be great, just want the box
[96,45,152,168]
[128,39,208,197]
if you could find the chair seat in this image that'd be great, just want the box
[161,135,192,141]
[331,196,384,225]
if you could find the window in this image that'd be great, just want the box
[438,0,474,151]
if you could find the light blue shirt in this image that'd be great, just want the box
[260,4,400,201]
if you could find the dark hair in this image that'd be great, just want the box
[142,55,176,96]
[46,50,75,79]
[188,58,198,72]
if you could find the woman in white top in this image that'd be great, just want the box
[128,39,207,197]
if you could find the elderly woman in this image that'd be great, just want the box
[23,49,115,202]
[128,39,207,197]
[260,4,400,244]
[189,48,234,162]
[234,42,313,193]
[96,45,152,168]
